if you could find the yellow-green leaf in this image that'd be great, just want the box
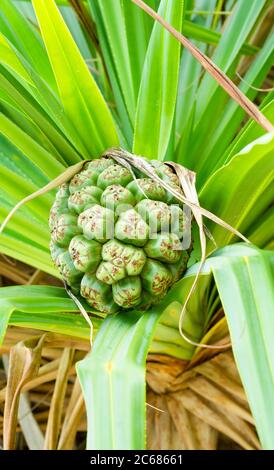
[32,0,119,157]
[133,0,184,160]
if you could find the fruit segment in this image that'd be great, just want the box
[50,157,190,312]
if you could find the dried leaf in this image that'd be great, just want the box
[188,376,254,424]
[176,389,257,449]
[44,348,74,450]
[167,396,199,449]
[58,377,85,450]
[2,355,44,450]
[190,414,218,450]
[195,361,247,401]
[3,334,48,449]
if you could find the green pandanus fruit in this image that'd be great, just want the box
[49,157,192,313]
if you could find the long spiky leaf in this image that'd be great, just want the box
[131,0,274,133]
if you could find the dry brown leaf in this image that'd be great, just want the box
[146,390,157,450]
[167,396,199,449]
[152,394,173,450]
[3,334,48,449]
[176,389,256,449]
[188,376,254,424]
[170,417,186,450]
[210,352,243,384]
[195,361,246,401]
[2,355,44,450]
[44,348,74,450]
[190,414,218,450]
[210,400,260,449]
[58,377,85,450]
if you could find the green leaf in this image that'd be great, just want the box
[183,20,259,56]
[247,205,274,248]
[0,113,65,179]
[0,164,52,222]
[0,234,54,274]
[0,33,33,85]
[0,307,12,346]
[0,285,101,344]
[77,310,161,450]
[0,286,102,345]
[0,0,57,92]
[123,0,155,104]
[0,285,76,313]
[87,0,133,146]
[223,96,274,164]
[133,0,184,160]
[9,310,99,341]
[189,243,274,450]
[0,132,49,187]
[188,0,268,166]
[194,31,274,183]
[0,31,95,162]
[0,99,69,165]
[32,0,119,157]
[60,4,96,63]
[0,133,56,273]
[199,133,274,248]
[90,0,136,124]
[0,67,81,165]
[195,0,267,120]
[175,0,216,148]
[0,201,49,250]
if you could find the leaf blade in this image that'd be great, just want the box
[77,310,161,450]
[133,0,184,160]
[32,0,119,156]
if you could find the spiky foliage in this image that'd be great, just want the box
[0,0,273,451]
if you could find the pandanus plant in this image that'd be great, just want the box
[0,0,273,450]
